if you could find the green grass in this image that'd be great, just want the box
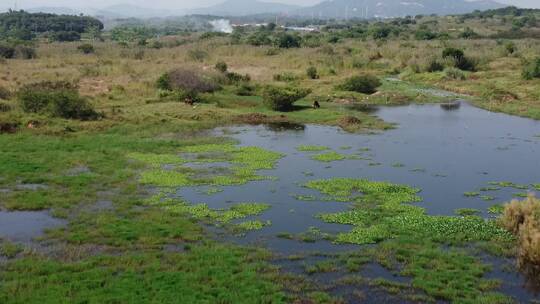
[0,244,287,304]
[296,145,329,152]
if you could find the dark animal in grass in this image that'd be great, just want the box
[313,100,320,109]
[184,96,194,106]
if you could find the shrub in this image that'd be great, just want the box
[226,72,250,84]
[442,47,464,60]
[77,44,95,54]
[157,68,220,95]
[504,42,517,55]
[215,61,228,73]
[306,66,319,79]
[50,31,81,42]
[424,58,444,72]
[500,195,540,266]
[444,67,466,80]
[522,58,540,80]
[273,72,298,82]
[274,33,301,48]
[337,75,382,94]
[0,44,15,59]
[442,47,476,71]
[17,81,98,120]
[262,85,311,111]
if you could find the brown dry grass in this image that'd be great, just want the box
[500,194,540,266]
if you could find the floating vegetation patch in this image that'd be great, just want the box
[296,145,329,152]
[293,194,317,201]
[304,177,515,303]
[488,181,529,190]
[234,220,271,232]
[131,143,283,188]
[146,194,271,228]
[488,204,505,215]
[391,162,405,168]
[368,162,382,166]
[409,167,426,173]
[480,195,496,201]
[464,192,480,197]
[513,192,529,198]
[480,186,501,192]
[311,152,347,163]
[455,208,481,216]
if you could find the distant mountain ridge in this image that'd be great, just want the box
[297,0,505,18]
[13,0,506,19]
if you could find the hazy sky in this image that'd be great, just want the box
[2,0,539,10]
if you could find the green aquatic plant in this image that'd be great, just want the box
[311,152,347,163]
[480,195,496,201]
[293,194,317,201]
[235,220,270,231]
[488,181,529,190]
[391,162,405,168]
[533,184,540,191]
[135,143,283,188]
[488,204,505,215]
[464,192,480,197]
[480,186,501,192]
[296,145,329,152]
[513,192,529,198]
[455,208,481,216]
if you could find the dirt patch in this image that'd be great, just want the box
[233,113,289,125]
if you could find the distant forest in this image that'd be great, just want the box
[0,10,103,41]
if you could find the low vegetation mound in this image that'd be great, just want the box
[337,75,382,94]
[77,44,95,54]
[261,85,311,112]
[522,57,540,80]
[17,81,99,120]
[157,68,220,94]
[500,195,540,266]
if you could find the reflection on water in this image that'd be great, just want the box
[440,101,461,111]
[177,102,540,302]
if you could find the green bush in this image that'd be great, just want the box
[444,67,466,80]
[504,41,516,55]
[235,83,256,96]
[273,33,301,48]
[215,61,228,73]
[442,47,476,71]
[262,85,311,111]
[17,81,99,120]
[424,58,444,72]
[157,68,220,93]
[273,72,298,82]
[306,66,319,79]
[337,75,382,94]
[50,31,81,42]
[77,44,95,54]
[522,57,540,80]
[226,72,250,84]
[0,44,15,59]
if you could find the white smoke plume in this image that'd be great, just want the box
[210,19,233,33]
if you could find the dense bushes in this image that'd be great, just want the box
[337,75,381,94]
[157,68,221,102]
[500,195,540,266]
[50,31,82,42]
[306,66,319,79]
[0,43,36,59]
[17,81,99,120]
[442,47,477,71]
[262,85,311,111]
[157,68,220,93]
[77,44,95,54]
[522,58,540,80]
[0,86,11,100]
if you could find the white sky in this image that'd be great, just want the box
[1,0,539,10]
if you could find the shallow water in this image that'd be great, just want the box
[0,210,65,242]
[177,102,540,301]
